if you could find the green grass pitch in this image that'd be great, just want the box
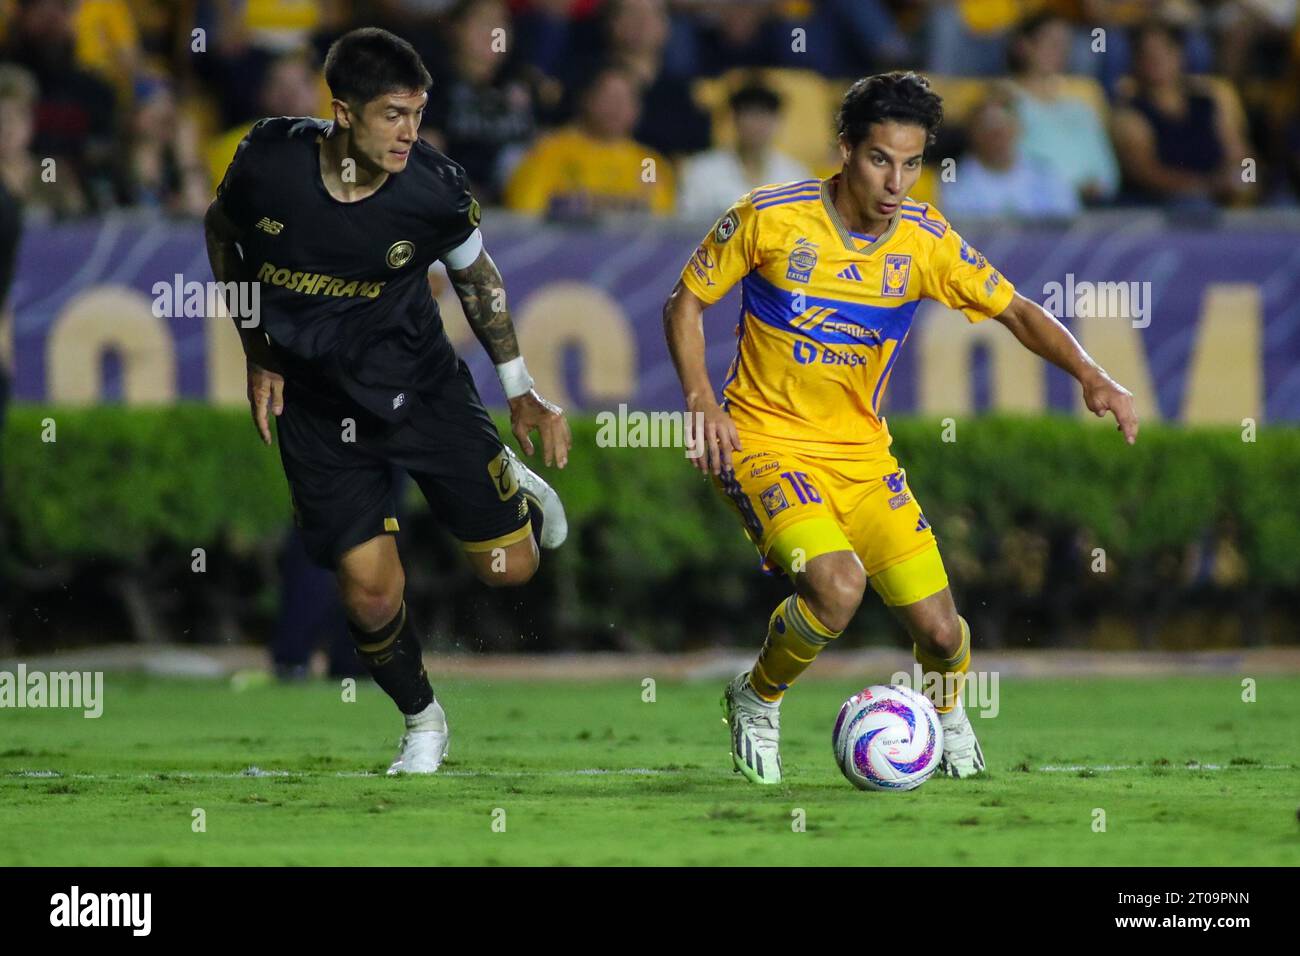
[2,674,1298,866]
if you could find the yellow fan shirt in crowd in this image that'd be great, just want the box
[504,127,675,217]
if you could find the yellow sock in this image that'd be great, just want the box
[749,594,842,702]
[913,615,971,714]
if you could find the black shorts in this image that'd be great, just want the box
[275,358,531,569]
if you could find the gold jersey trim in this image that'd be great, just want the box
[819,177,903,257]
[459,521,532,553]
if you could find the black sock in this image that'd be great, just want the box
[348,600,434,715]
[524,491,544,545]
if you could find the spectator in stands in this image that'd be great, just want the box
[504,65,675,219]
[775,0,916,76]
[691,1,785,76]
[511,0,603,90]
[942,86,1080,221]
[0,0,120,213]
[509,0,601,15]
[72,0,143,112]
[926,0,1019,76]
[1077,0,1217,93]
[0,66,47,209]
[205,48,323,193]
[420,0,539,203]
[1008,13,1120,205]
[220,0,346,55]
[121,0,197,83]
[1111,19,1252,208]
[1213,0,1297,87]
[374,0,461,21]
[126,71,210,217]
[677,82,810,220]
[560,0,712,158]
[197,0,347,127]
[357,0,457,80]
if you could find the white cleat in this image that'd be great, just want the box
[504,444,568,549]
[937,700,985,778]
[721,671,783,785]
[386,700,450,775]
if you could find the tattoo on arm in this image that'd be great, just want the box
[204,202,271,363]
[448,249,520,364]
[204,202,248,285]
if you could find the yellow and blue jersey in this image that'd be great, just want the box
[680,176,1017,458]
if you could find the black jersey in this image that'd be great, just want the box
[213,116,481,421]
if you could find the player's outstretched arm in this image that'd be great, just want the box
[994,292,1139,444]
[663,278,742,475]
[447,248,570,468]
[204,199,283,446]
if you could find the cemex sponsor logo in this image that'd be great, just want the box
[50,887,151,936]
[821,320,882,344]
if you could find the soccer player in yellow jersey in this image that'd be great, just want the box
[663,72,1139,784]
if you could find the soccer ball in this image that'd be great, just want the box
[832,684,943,791]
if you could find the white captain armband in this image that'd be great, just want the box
[440,228,484,270]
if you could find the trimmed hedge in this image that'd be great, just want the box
[4,405,1297,578]
[3,405,291,560]
[3,405,1298,647]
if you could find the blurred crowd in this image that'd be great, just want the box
[1,0,1299,225]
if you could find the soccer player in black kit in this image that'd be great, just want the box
[204,28,571,774]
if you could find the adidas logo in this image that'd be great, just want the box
[836,264,864,281]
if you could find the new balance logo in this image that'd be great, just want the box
[836,264,864,281]
[255,217,284,235]
[487,451,519,501]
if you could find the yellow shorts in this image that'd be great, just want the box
[714,436,948,607]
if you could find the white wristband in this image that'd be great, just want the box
[496,356,534,399]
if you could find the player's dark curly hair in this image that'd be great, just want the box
[323,27,433,109]
[836,72,944,149]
